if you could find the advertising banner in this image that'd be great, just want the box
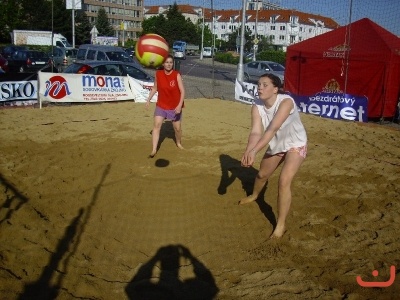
[234,79,368,122]
[38,72,157,104]
[0,73,38,107]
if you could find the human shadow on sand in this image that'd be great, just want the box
[125,244,219,300]
[18,164,111,300]
[0,173,29,225]
[217,154,276,228]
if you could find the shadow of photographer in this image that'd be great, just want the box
[125,244,218,300]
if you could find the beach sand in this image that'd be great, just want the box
[0,99,399,299]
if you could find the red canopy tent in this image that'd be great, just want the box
[285,18,400,119]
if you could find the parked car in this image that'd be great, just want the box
[243,60,285,84]
[7,50,52,73]
[63,61,154,83]
[202,47,213,58]
[173,50,186,60]
[76,44,133,62]
[0,54,9,73]
[1,45,28,59]
[49,46,78,72]
[124,47,135,58]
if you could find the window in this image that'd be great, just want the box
[260,63,269,71]
[280,26,285,31]
[279,35,285,40]
[247,62,258,69]
[270,26,275,30]
[87,50,96,60]
[97,51,107,61]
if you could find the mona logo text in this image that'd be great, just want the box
[82,75,126,92]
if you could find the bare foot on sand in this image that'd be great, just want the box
[238,194,257,205]
[269,224,286,239]
[149,151,157,158]
[177,144,184,150]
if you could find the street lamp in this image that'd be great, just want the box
[253,0,259,61]
[200,1,205,60]
[122,1,125,47]
[236,0,247,82]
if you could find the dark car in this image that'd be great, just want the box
[1,45,28,59]
[63,61,153,83]
[7,50,52,73]
[0,54,9,73]
[243,60,285,84]
[124,47,135,58]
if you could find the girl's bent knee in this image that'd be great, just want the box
[256,173,268,181]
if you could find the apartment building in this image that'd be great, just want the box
[80,1,339,50]
[145,3,339,51]
[83,0,144,44]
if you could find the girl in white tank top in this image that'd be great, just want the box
[239,73,307,239]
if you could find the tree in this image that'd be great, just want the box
[18,0,51,30]
[256,35,275,52]
[52,0,73,41]
[0,0,73,44]
[75,11,92,45]
[226,26,253,52]
[96,7,114,36]
[164,3,198,45]
[139,2,199,47]
[141,15,167,38]
[0,0,24,43]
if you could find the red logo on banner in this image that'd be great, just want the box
[44,76,71,100]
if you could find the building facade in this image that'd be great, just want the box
[83,0,144,45]
[81,1,339,50]
[145,3,339,51]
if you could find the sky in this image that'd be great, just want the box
[144,0,400,36]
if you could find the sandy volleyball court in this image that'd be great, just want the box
[0,99,399,299]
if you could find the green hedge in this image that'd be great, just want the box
[215,50,286,65]
[256,50,286,65]
[214,52,240,64]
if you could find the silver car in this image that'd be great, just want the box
[49,46,78,72]
[243,60,285,84]
[173,50,186,60]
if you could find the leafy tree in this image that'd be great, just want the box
[258,36,273,52]
[0,0,24,43]
[75,10,92,45]
[96,7,114,36]
[226,26,252,52]
[18,0,51,30]
[165,3,198,45]
[141,15,167,37]
[140,2,199,47]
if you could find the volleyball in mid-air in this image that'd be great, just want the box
[135,34,169,68]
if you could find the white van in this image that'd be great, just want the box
[202,47,213,58]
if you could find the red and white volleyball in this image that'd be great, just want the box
[135,34,169,68]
